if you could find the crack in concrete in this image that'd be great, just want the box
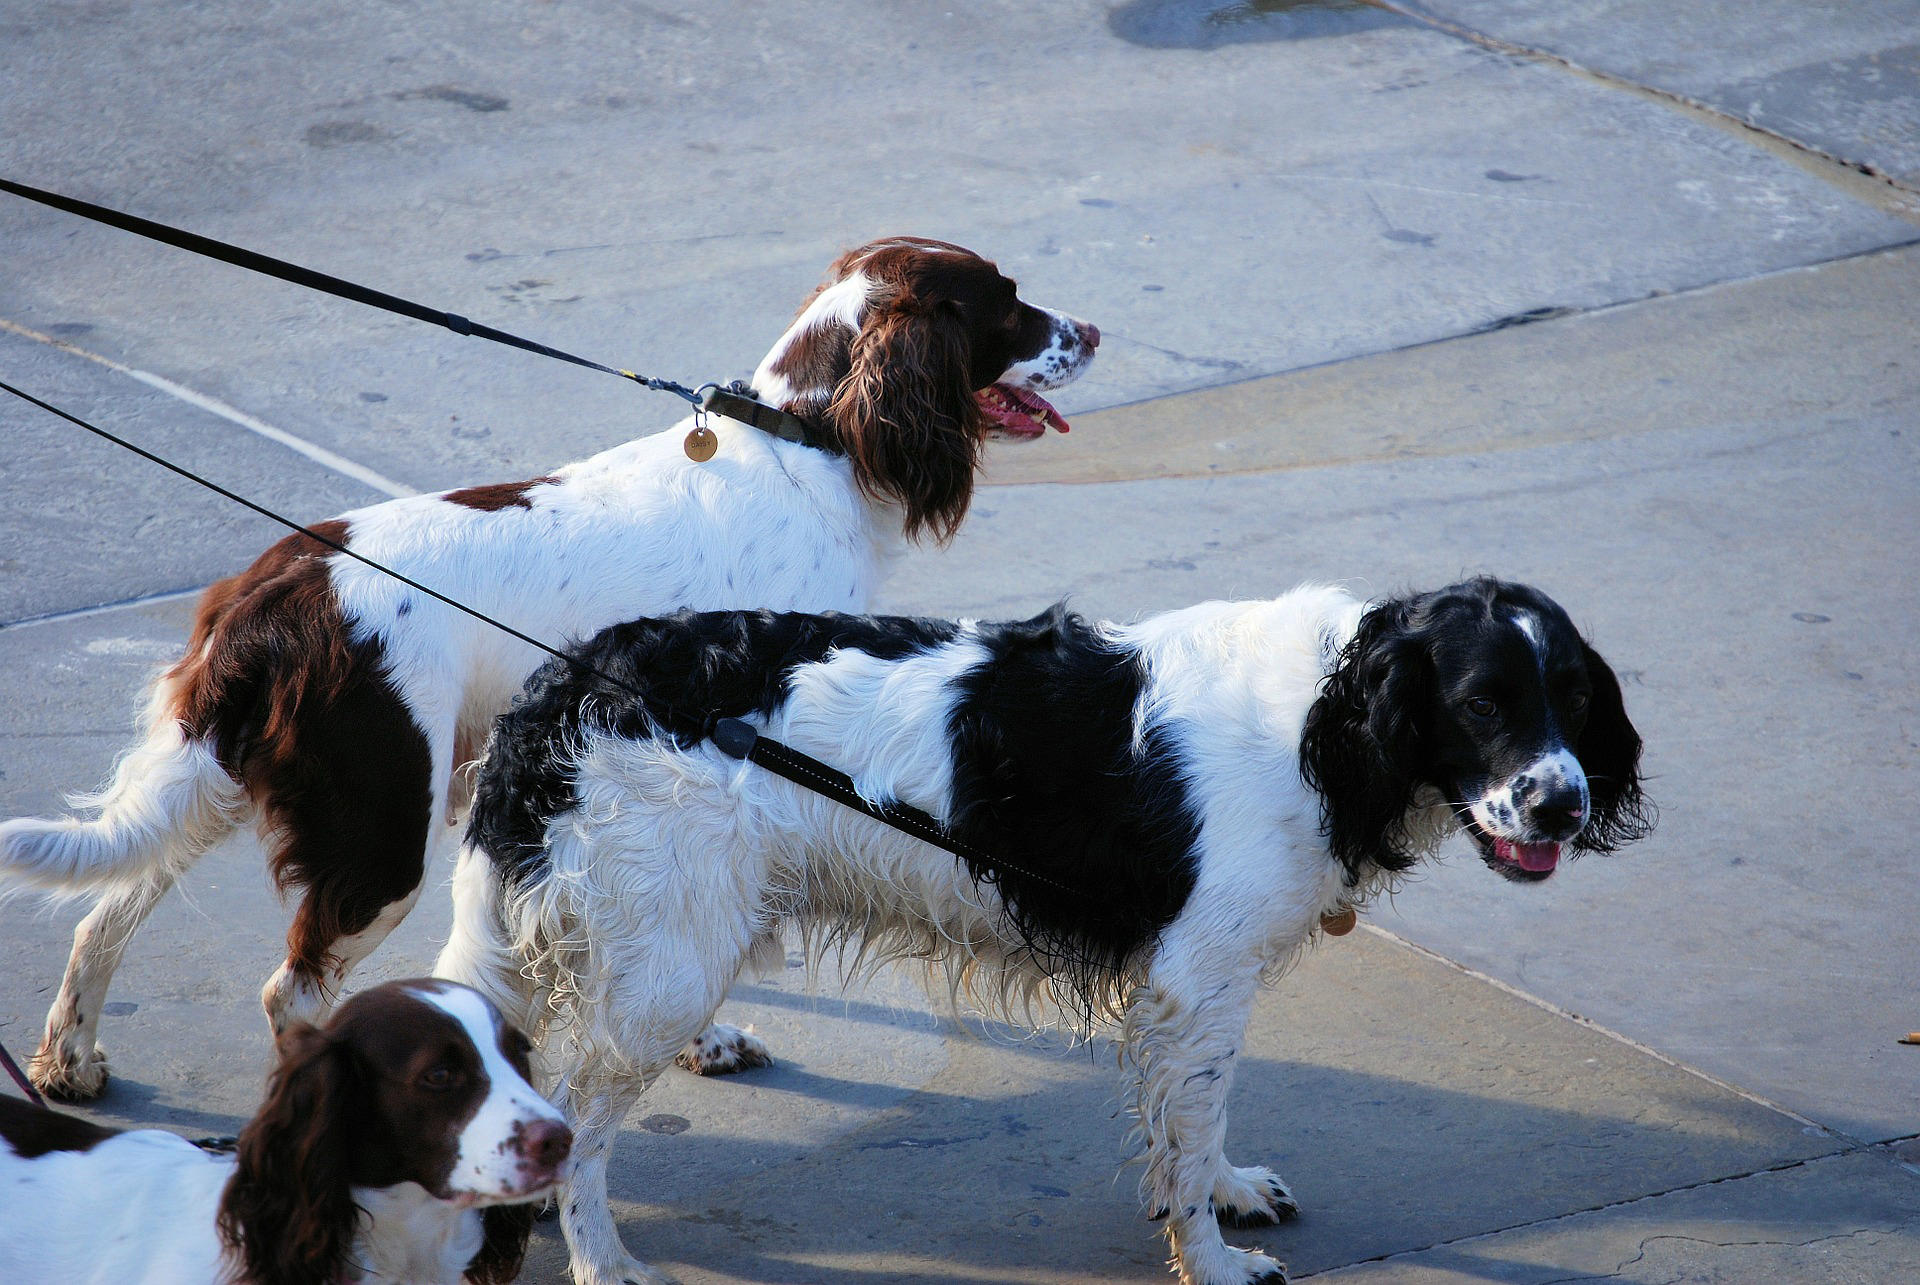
[1370,1,1920,223]
[1540,1226,1899,1284]
[1301,1143,1920,1279]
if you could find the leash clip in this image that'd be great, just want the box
[684,383,720,462]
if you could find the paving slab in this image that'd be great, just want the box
[1310,1145,1920,1283]
[1412,0,1920,188]
[518,927,1850,1285]
[0,323,394,623]
[4,0,1916,502]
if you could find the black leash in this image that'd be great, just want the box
[0,176,817,449]
[710,719,1080,898]
[0,176,699,403]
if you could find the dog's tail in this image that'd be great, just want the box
[0,680,246,894]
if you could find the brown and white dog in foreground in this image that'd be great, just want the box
[0,236,1098,1101]
[0,979,569,1285]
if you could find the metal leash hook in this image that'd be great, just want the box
[684,383,720,462]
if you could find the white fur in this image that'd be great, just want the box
[439,585,1456,1285]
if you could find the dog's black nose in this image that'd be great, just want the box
[1531,788,1586,839]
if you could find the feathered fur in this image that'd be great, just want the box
[438,577,1650,1285]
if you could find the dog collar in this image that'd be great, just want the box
[685,382,836,460]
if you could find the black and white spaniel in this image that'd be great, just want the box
[0,236,1097,1102]
[0,979,569,1284]
[437,576,1652,1285]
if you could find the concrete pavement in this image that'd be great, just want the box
[3,2,1917,1281]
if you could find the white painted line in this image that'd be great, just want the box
[2,586,206,631]
[0,318,416,499]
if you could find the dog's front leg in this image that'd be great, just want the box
[1126,964,1287,1285]
[559,1078,675,1285]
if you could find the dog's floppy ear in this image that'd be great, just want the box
[1300,597,1434,881]
[827,297,983,545]
[218,1022,360,1285]
[1572,638,1655,852]
[467,1205,538,1285]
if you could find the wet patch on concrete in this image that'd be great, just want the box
[393,85,510,113]
[1109,0,1409,50]
[304,120,390,148]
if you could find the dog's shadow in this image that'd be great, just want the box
[518,935,1809,1284]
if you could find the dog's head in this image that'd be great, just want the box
[218,979,569,1285]
[753,236,1099,542]
[1300,577,1653,884]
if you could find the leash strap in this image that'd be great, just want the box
[0,377,608,683]
[0,1036,47,1109]
[709,718,1078,897]
[0,176,701,404]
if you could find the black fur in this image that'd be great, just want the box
[469,605,1202,982]
[942,606,1201,983]
[471,610,962,887]
[1300,577,1652,883]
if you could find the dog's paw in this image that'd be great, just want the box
[574,1253,676,1285]
[1213,1164,1298,1228]
[1177,1245,1288,1285]
[674,1022,773,1076]
[30,1040,109,1102]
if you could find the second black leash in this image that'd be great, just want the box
[0,176,702,405]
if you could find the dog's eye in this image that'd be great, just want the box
[1466,696,1498,718]
[1568,690,1591,713]
[419,1065,461,1091]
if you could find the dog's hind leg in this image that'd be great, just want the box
[674,930,780,1075]
[7,684,246,1100]
[31,870,178,1101]
[255,677,438,1034]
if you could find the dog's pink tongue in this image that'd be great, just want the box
[977,382,1069,436]
[1496,838,1562,872]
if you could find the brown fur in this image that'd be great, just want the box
[164,522,433,980]
[769,238,1067,545]
[0,1095,121,1159]
[441,477,559,512]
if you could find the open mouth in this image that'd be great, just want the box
[976,382,1069,438]
[1462,817,1561,881]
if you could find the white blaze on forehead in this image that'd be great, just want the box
[411,983,565,1198]
[752,271,873,404]
[1511,610,1543,656]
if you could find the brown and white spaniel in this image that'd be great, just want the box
[0,237,1098,1102]
[0,979,569,1284]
